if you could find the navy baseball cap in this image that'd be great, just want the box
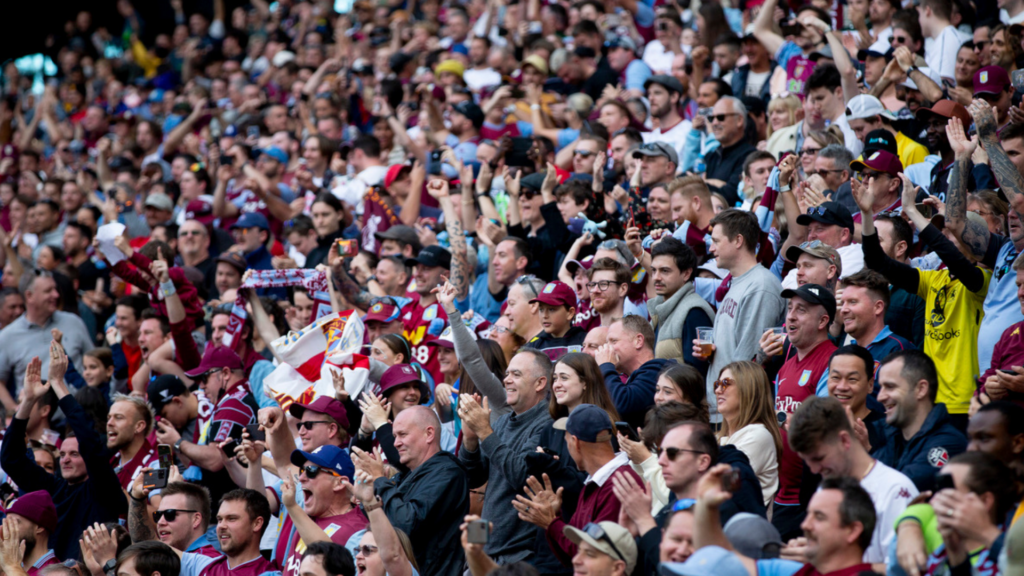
[795,201,855,234]
[148,374,188,415]
[404,245,451,269]
[553,404,614,442]
[231,212,270,231]
[291,445,356,480]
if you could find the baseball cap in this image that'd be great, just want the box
[405,245,452,270]
[604,37,637,53]
[379,363,430,401]
[915,99,972,127]
[521,172,547,191]
[846,94,896,121]
[223,124,239,138]
[258,146,289,164]
[375,225,421,252]
[522,54,549,75]
[781,283,837,323]
[856,38,892,61]
[697,259,729,280]
[553,403,614,442]
[796,201,855,234]
[7,491,58,534]
[724,513,783,559]
[231,212,271,231]
[290,445,355,480]
[144,193,174,212]
[850,149,904,177]
[451,101,485,129]
[364,298,402,324]
[785,240,841,270]
[185,345,245,378]
[216,251,247,274]
[863,129,898,156]
[435,59,465,78]
[974,66,1011,96]
[632,141,680,166]
[901,67,941,91]
[565,255,594,276]
[185,199,215,225]
[148,374,189,415]
[384,163,412,189]
[564,522,638,574]
[660,546,749,576]
[427,324,477,349]
[644,74,685,95]
[529,281,578,309]
[289,396,350,430]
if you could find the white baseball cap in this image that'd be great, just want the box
[846,94,897,121]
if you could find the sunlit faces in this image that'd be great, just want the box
[660,511,695,564]
[538,302,575,337]
[216,498,263,554]
[827,354,872,413]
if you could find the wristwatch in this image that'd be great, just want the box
[363,496,383,512]
[367,275,378,283]
[174,437,186,452]
[103,559,118,575]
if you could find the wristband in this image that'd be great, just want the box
[780,184,791,193]
[363,496,383,512]
[530,104,541,110]
[160,280,176,297]
[130,492,146,503]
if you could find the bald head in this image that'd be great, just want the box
[392,406,442,469]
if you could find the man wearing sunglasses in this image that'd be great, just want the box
[273,446,367,576]
[128,479,216,556]
[702,97,757,206]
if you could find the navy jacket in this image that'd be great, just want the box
[601,358,674,430]
[1,395,128,560]
[871,403,967,492]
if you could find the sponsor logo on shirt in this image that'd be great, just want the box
[928,446,949,468]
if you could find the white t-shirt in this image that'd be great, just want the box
[720,423,779,506]
[331,165,387,215]
[642,39,680,75]
[745,70,771,98]
[642,119,693,175]
[463,67,503,92]
[926,26,963,82]
[1001,7,1024,24]
[833,114,865,158]
[860,460,919,564]
[782,243,864,290]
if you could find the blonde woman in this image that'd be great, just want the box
[767,94,801,139]
[715,361,784,506]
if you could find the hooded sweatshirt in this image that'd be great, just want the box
[600,358,674,430]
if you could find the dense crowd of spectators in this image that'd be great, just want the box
[1,0,1024,575]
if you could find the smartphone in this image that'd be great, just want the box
[698,107,714,117]
[915,203,933,219]
[336,239,359,256]
[541,447,559,456]
[1012,69,1024,92]
[615,421,640,442]
[245,423,266,443]
[934,473,956,492]
[219,154,234,167]
[781,22,804,36]
[466,519,490,544]
[247,126,261,140]
[143,468,169,491]
[720,466,741,493]
[427,149,443,175]
[221,438,240,457]
[158,444,172,470]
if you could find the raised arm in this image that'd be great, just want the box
[944,117,991,259]
[971,99,1024,220]
[752,0,785,58]
[433,167,472,300]
[822,27,861,103]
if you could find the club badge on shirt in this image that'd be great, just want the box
[798,369,812,387]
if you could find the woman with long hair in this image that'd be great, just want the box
[654,364,708,420]
[715,361,783,506]
[548,353,620,421]
[767,94,801,138]
[800,127,844,179]
[697,1,736,51]
[432,333,508,437]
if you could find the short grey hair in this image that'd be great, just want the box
[719,96,747,117]
[596,239,634,266]
[515,348,553,384]
[818,144,855,172]
[20,270,53,295]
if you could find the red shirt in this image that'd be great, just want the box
[122,341,142,387]
[401,294,448,384]
[979,320,1024,408]
[792,563,875,576]
[274,508,368,576]
[27,550,59,576]
[112,437,159,491]
[573,298,601,331]
[774,339,836,505]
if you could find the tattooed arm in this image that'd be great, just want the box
[972,99,1024,220]
[944,117,991,259]
[432,178,471,300]
[330,259,373,312]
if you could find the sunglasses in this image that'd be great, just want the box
[582,523,626,562]
[658,446,706,461]
[178,230,204,237]
[974,40,990,50]
[574,150,596,158]
[152,509,198,523]
[709,113,740,123]
[516,274,541,297]
[799,147,822,156]
[357,545,379,556]
[714,377,735,391]
[672,498,697,512]
[855,169,888,182]
[302,463,341,479]
[522,190,538,200]
[297,421,332,431]
[806,206,828,216]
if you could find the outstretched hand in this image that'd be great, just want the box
[945,117,978,160]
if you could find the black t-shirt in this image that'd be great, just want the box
[76,258,108,292]
[582,58,619,102]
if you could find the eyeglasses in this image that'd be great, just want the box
[672,498,697,512]
[586,280,625,292]
[152,509,198,523]
[297,421,333,431]
[302,463,341,479]
[709,113,740,123]
[178,230,205,237]
[491,325,511,335]
[356,545,379,556]
[574,150,596,158]
[658,446,706,461]
[714,377,735,391]
[805,168,845,177]
[582,523,626,563]
[799,147,822,156]
[516,275,541,298]
[855,169,888,182]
